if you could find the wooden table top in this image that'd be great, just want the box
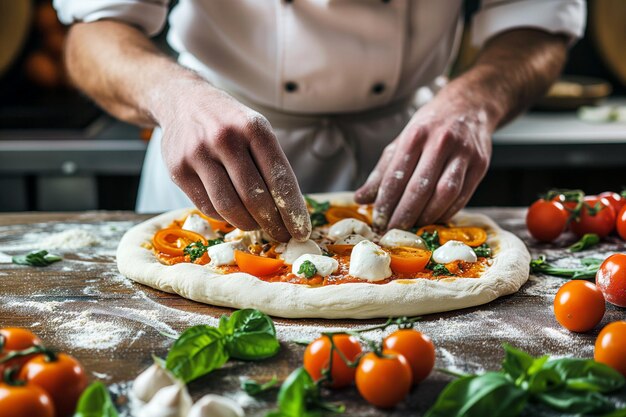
[0,209,625,416]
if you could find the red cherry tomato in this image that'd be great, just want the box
[526,200,568,242]
[596,253,626,307]
[0,328,42,375]
[19,353,89,417]
[595,321,626,377]
[570,196,616,238]
[616,205,626,241]
[553,280,606,333]
[0,382,55,417]
[355,351,412,408]
[599,192,626,215]
[303,334,362,388]
[383,329,435,384]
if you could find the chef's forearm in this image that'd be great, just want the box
[444,29,568,131]
[64,20,202,127]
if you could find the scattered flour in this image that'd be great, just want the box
[56,311,132,350]
[39,229,101,250]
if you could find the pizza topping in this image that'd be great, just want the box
[153,228,208,257]
[328,218,375,242]
[293,255,339,279]
[325,206,369,225]
[280,239,322,265]
[234,251,285,276]
[388,247,431,274]
[432,240,477,264]
[224,229,265,247]
[181,214,219,240]
[348,240,392,281]
[305,196,331,228]
[335,234,367,245]
[325,244,355,256]
[379,229,427,249]
[208,241,245,267]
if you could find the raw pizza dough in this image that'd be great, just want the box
[117,192,530,319]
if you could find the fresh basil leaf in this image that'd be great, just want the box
[526,368,563,394]
[221,309,280,360]
[473,244,492,258]
[165,325,228,383]
[425,373,528,417]
[430,263,453,276]
[534,389,616,414]
[529,256,602,280]
[242,376,279,396]
[276,367,320,417]
[310,212,328,228]
[183,241,207,262]
[501,344,548,383]
[12,250,62,267]
[421,231,441,251]
[304,196,330,214]
[568,233,600,252]
[543,358,626,393]
[298,260,317,278]
[74,382,119,417]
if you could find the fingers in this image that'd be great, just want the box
[354,142,397,204]
[247,119,311,241]
[221,150,292,242]
[169,167,223,221]
[438,166,486,222]
[194,161,260,231]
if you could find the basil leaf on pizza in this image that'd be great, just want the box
[219,309,280,360]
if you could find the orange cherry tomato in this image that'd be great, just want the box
[196,212,235,233]
[388,247,431,274]
[355,350,412,408]
[357,205,373,224]
[526,199,569,242]
[596,253,626,307]
[0,382,54,417]
[553,280,606,333]
[325,206,369,225]
[0,328,42,375]
[234,250,284,276]
[594,321,626,377]
[383,329,435,383]
[152,228,208,257]
[19,353,88,417]
[416,225,448,236]
[326,244,354,256]
[439,227,487,247]
[303,334,362,389]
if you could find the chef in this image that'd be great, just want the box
[54,0,585,242]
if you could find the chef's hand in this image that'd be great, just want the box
[158,81,311,242]
[354,89,492,230]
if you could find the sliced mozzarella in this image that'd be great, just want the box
[208,241,243,267]
[292,254,339,278]
[137,384,192,417]
[328,219,375,241]
[348,240,392,282]
[335,234,367,245]
[432,240,477,264]
[188,394,244,417]
[379,229,427,249]
[182,214,218,240]
[132,363,177,403]
[224,229,263,247]
[280,239,322,265]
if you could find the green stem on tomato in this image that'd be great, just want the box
[568,233,600,253]
[435,367,470,378]
[0,345,47,364]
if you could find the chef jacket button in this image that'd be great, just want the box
[285,81,298,93]
[371,82,386,95]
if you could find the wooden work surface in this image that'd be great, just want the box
[0,209,625,416]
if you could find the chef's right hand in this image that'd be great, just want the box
[156,81,311,242]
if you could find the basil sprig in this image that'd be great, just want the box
[473,244,492,258]
[242,375,279,396]
[420,230,441,251]
[426,345,625,417]
[74,382,119,417]
[530,256,603,280]
[183,238,224,262]
[266,367,344,417]
[568,233,600,253]
[165,309,280,383]
[12,250,62,267]
[297,260,317,278]
[305,196,330,228]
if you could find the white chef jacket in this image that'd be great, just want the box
[54,0,586,212]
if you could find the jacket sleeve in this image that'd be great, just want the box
[53,0,170,36]
[471,0,586,47]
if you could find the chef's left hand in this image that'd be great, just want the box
[355,88,492,230]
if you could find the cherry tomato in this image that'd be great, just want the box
[152,228,207,257]
[325,206,369,225]
[599,192,626,215]
[19,353,88,417]
[0,383,54,417]
[416,226,487,247]
[196,211,235,233]
[388,247,431,274]
[616,205,626,241]
[596,253,626,307]
[0,328,42,375]
[526,200,568,242]
[383,329,435,383]
[355,351,412,408]
[303,334,362,388]
[570,196,616,238]
[234,250,284,276]
[325,244,355,256]
[553,280,606,333]
[594,321,626,377]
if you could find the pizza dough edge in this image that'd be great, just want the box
[116,193,530,319]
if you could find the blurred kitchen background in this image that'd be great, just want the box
[0,0,625,212]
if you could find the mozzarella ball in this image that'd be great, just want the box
[182,214,218,240]
[132,363,177,403]
[432,240,477,264]
[379,229,427,249]
[188,394,244,417]
[280,239,322,265]
[292,254,339,278]
[348,240,392,281]
[328,219,375,241]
